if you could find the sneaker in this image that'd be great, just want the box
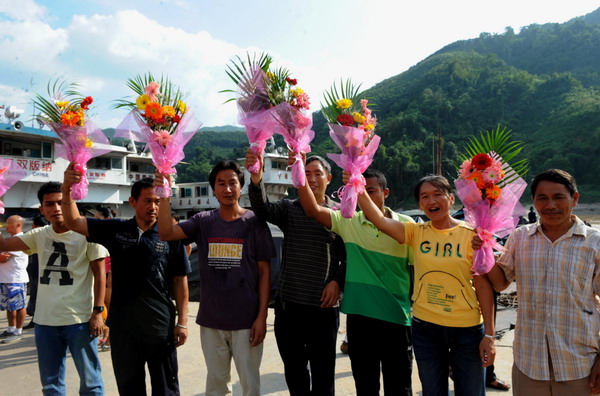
[0,330,13,339]
[1,333,22,344]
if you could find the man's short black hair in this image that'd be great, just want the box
[209,160,245,190]
[531,169,578,197]
[131,178,154,200]
[306,155,332,175]
[33,216,47,228]
[363,168,387,190]
[37,182,62,205]
[96,207,112,219]
[171,211,181,223]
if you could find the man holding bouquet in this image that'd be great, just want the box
[486,169,600,395]
[155,160,274,396]
[246,150,346,396]
[61,169,190,396]
[296,165,414,395]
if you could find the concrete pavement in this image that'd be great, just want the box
[0,301,517,395]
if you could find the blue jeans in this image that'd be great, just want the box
[412,318,485,396]
[35,323,104,396]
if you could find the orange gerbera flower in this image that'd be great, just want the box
[468,170,486,189]
[486,185,502,200]
[144,102,164,121]
[61,111,81,127]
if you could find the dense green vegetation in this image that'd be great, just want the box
[171,7,600,207]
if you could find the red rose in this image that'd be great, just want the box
[337,114,355,126]
[173,114,181,123]
[80,96,93,110]
[472,153,493,170]
[286,77,297,86]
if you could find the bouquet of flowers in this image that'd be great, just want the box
[114,74,202,197]
[32,79,111,199]
[322,80,380,218]
[0,159,26,214]
[455,125,529,275]
[223,53,314,182]
[268,68,313,187]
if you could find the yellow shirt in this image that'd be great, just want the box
[405,221,481,327]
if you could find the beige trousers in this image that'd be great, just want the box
[513,363,592,395]
[200,326,263,396]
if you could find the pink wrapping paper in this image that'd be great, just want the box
[237,66,278,174]
[454,177,527,275]
[49,120,111,200]
[327,124,381,218]
[115,109,202,198]
[271,102,314,187]
[0,159,26,214]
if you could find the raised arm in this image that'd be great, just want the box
[154,172,188,241]
[0,232,30,252]
[357,190,406,244]
[297,183,333,229]
[246,149,287,226]
[62,163,90,236]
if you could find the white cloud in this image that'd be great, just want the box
[0,0,47,22]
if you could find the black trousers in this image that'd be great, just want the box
[274,298,339,396]
[347,314,413,396]
[110,329,180,396]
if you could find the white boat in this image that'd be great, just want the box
[0,121,293,219]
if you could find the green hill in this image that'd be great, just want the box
[169,7,600,207]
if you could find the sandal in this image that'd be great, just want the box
[488,379,511,391]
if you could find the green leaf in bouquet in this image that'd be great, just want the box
[32,78,84,124]
[321,79,362,123]
[458,124,529,185]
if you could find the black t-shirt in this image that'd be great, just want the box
[87,218,190,339]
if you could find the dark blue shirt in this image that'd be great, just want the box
[87,218,190,339]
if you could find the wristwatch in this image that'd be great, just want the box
[93,306,105,313]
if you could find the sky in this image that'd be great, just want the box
[1,0,599,128]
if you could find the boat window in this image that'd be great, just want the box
[111,157,123,169]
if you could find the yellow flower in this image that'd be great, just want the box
[177,100,187,114]
[136,94,151,110]
[352,112,366,124]
[363,123,374,131]
[290,88,304,97]
[162,105,176,117]
[85,138,93,149]
[266,71,275,81]
[55,100,69,110]
[335,98,352,109]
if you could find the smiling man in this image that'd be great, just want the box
[487,169,600,395]
[61,167,190,396]
[245,150,346,396]
[155,160,274,396]
[297,167,414,395]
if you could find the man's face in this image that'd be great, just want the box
[305,161,332,198]
[5,217,19,235]
[365,177,389,212]
[534,181,578,228]
[213,169,241,207]
[39,192,64,226]
[129,187,160,223]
